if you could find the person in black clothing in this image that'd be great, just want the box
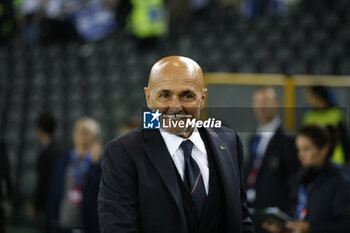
[49,117,102,233]
[0,139,12,233]
[245,87,300,233]
[98,56,254,233]
[0,0,15,46]
[263,125,350,233]
[28,112,61,232]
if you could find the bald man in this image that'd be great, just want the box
[98,56,255,233]
[49,117,102,233]
[245,87,299,233]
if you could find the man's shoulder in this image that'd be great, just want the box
[207,126,238,139]
[204,126,240,149]
[274,127,296,145]
[107,126,144,148]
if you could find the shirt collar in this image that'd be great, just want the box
[187,127,206,154]
[159,127,206,157]
[256,116,281,135]
[159,129,183,157]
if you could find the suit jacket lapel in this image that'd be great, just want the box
[263,126,282,155]
[200,128,242,232]
[260,126,282,170]
[142,129,187,229]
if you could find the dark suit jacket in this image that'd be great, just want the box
[49,151,102,233]
[245,126,300,212]
[289,163,350,233]
[98,127,254,233]
[33,142,61,215]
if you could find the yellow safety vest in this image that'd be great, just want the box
[127,0,167,38]
[303,107,346,165]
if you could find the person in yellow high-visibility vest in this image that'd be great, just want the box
[303,85,349,166]
[127,0,167,39]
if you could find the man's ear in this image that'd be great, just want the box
[144,87,151,109]
[200,88,207,109]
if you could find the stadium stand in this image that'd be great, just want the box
[0,0,350,228]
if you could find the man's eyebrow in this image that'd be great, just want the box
[158,89,171,94]
[180,90,195,96]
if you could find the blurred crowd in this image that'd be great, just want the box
[9,113,103,233]
[0,0,299,46]
[1,84,350,233]
[246,86,350,233]
[1,0,349,232]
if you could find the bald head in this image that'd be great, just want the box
[144,56,207,137]
[148,56,204,89]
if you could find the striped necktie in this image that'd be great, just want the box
[181,140,207,216]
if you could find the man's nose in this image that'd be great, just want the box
[169,96,183,113]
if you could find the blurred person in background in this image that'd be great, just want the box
[263,125,350,233]
[49,117,102,233]
[126,0,167,49]
[303,85,349,166]
[245,87,300,233]
[241,0,288,18]
[0,139,12,233]
[104,0,131,29]
[28,111,62,232]
[41,0,115,43]
[61,0,116,42]
[22,0,78,43]
[18,0,45,45]
[0,0,15,46]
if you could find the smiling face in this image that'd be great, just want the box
[144,56,207,138]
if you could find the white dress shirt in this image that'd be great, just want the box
[159,127,209,194]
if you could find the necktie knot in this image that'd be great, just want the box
[181,140,193,160]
